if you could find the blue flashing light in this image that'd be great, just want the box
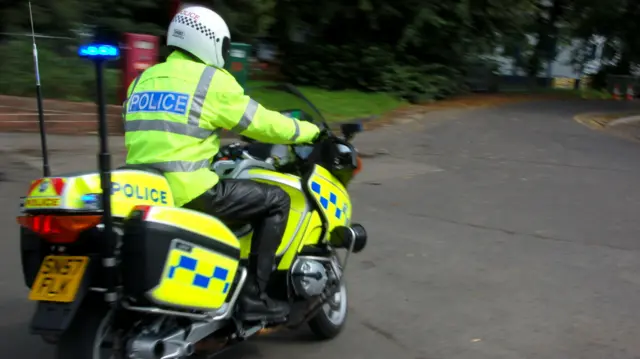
[78,44,120,60]
[81,194,98,203]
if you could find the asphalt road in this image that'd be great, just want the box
[2,99,640,359]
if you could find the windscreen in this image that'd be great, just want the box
[246,84,327,128]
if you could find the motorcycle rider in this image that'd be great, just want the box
[122,4,321,321]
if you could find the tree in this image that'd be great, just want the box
[569,0,640,74]
[215,0,276,41]
[268,0,541,99]
[0,0,87,36]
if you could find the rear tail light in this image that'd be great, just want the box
[130,205,152,220]
[17,215,102,244]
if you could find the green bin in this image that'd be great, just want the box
[225,43,251,88]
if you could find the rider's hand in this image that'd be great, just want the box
[313,128,330,143]
[215,142,244,161]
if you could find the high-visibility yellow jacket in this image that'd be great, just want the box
[123,51,320,206]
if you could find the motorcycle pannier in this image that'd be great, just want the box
[121,206,242,311]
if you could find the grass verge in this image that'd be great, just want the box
[247,81,405,123]
[500,87,613,100]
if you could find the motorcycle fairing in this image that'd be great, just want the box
[305,164,352,232]
[237,169,311,259]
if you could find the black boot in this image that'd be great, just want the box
[238,255,289,322]
[238,279,290,322]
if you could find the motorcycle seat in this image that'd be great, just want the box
[227,223,253,238]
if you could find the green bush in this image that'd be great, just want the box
[280,43,466,103]
[0,37,467,105]
[580,88,612,100]
[0,39,121,104]
[380,64,465,103]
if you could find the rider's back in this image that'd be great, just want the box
[124,51,243,207]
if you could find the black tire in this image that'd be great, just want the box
[308,283,348,340]
[55,296,115,359]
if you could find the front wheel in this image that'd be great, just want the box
[55,297,118,359]
[308,283,348,340]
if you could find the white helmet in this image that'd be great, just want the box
[167,5,231,68]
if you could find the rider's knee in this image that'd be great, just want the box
[266,185,290,213]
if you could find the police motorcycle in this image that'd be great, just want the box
[17,43,368,359]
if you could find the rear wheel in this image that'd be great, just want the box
[55,298,119,359]
[308,283,348,340]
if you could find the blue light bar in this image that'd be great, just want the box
[78,44,120,60]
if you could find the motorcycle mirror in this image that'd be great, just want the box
[340,122,363,141]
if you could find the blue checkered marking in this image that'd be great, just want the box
[167,255,231,294]
[310,181,348,219]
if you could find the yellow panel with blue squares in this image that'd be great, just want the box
[149,239,239,311]
[307,165,352,230]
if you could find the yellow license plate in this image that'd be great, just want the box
[28,255,90,303]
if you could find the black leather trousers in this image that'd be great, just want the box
[183,179,290,292]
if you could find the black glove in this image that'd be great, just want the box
[215,143,244,161]
[313,127,331,143]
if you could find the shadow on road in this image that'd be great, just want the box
[0,320,50,358]
[204,328,325,359]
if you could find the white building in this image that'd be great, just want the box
[492,35,609,79]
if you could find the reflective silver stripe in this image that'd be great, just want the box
[129,75,143,95]
[188,66,216,126]
[125,120,215,139]
[124,67,218,139]
[122,74,144,120]
[290,120,300,142]
[231,99,259,133]
[146,159,211,173]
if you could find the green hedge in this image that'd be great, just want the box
[0,39,121,104]
[280,44,467,103]
[0,38,468,105]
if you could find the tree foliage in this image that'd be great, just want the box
[272,0,537,100]
[498,0,640,79]
[569,0,640,74]
[0,0,638,102]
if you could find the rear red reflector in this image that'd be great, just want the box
[17,215,102,243]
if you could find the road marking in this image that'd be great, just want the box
[607,115,640,127]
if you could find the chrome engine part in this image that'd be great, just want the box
[291,258,329,298]
[124,268,250,359]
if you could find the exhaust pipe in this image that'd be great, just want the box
[128,335,194,359]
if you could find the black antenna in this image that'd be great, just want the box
[28,2,50,177]
[78,42,120,305]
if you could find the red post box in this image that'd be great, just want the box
[171,0,181,16]
[172,1,206,16]
[120,33,160,103]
